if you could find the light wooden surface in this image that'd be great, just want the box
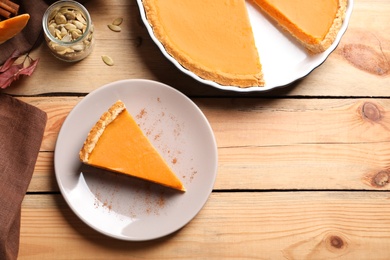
[3,0,390,259]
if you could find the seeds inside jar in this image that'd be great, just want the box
[48,6,87,41]
[45,4,95,62]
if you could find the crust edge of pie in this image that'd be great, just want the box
[305,0,348,54]
[79,100,125,163]
[255,0,348,54]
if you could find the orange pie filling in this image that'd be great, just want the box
[253,0,347,53]
[143,0,264,88]
[142,0,347,85]
[80,101,185,192]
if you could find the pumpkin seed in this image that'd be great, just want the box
[61,34,72,42]
[107,24,121,32]
[64,11,76,20]
[57,48,74,55]
[60,26,67,36]
[112,17,123,26]
[55,13,67,24]
[76,12,86,24]
[64,23,77,30]
[102,55,114,66]
[70,29,82,39]
[48,24,56,36]
[72,20,84,30]
[71,43,84,51]
[53,45,68,52]
[55,29,62,39]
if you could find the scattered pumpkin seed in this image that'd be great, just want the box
[107,24,121,32]
[112,17,123,26]
[102,55,114,66]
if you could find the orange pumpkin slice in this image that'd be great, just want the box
[0,13,30,44]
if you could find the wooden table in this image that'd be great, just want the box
[4,0,390,258]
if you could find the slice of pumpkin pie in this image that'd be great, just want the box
[79,100,186,192]
[252,0,348,54]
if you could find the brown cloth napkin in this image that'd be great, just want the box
[0,0,49,65]
[0,93,47,260]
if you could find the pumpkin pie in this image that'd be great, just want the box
[79,100,186,192]
[142,0,264,88]
[253,0,348,54]
[142,0,348,88]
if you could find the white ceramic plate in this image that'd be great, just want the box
[54,79,218,241]
[137,0,353,92]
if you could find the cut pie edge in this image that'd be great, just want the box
[253,0,348,54]
[142,0,265,88]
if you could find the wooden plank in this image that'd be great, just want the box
[2,0,390,97]
[31,142,390,192]
[24,97,390,192]
[24,97,390,152]
[19,192,390,259]
[31,152,57,192]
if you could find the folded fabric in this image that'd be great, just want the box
[0,93,47,260]
[0,0,49,65]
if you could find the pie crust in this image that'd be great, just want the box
[79,100,125,163]
[314,0,348,54]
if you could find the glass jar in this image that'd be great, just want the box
[42,0,95,62]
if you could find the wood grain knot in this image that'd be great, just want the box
[326,235,347,250]
[373,171,389,187]
[362,102,381,121]
[330,236,344,249]
[342,44,390,76]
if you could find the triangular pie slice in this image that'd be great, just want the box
[79,100,186,192]
[253,0,348,54]
[142,0,264,88]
